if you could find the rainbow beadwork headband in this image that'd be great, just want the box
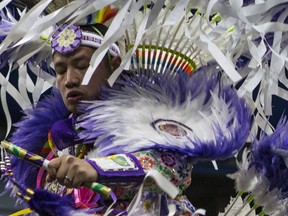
[51,23,120,56]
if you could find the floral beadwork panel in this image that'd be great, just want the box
[133,149,193,193]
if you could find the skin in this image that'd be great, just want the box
[46,46,121,188]
[54,46,114,113]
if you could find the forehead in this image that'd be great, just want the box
[53,46,95,63]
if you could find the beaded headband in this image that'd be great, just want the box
[51,23,120,56]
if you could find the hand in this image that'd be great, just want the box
[46,155,98,188]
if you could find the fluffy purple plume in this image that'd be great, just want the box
[10,88,69,188]
[28,189,74,216]
[250,117,288,195]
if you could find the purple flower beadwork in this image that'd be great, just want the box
[161,153,176,167]
[51,23,82,54]
[177,164,189,179]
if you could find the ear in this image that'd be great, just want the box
[110,55,121,72]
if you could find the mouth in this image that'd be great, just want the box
[66,90,84,104]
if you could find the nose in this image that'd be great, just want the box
[65,67,81,88]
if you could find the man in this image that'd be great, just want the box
[9,18,251,215]
[10,22,198,215]
[46,23,121,189]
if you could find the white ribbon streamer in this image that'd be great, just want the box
[126,169,179,215]
[0,0,11,11]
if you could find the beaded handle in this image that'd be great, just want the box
[1,140,112,197]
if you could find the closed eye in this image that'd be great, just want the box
[76,64,89,70]
[55,66,66,75]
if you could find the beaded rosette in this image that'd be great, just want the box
[51,23,120,56]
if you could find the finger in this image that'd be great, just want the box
[46,157,63,179]
[65,161,81,188]
[69,172,82,189]
[46,173,56,183]
[55,156,72,185]
[47,157,62,173]
[68,161,98,188]
[63,175,74,188]
[59,155,83,185]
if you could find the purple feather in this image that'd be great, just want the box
[0,9,15,68]
[250,117,288,196]
[10,88,69,188]
[77,67,252,161]
[28,189,74,216]
[0,9,14,43]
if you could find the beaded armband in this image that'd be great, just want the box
[86,154,145,183]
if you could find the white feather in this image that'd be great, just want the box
[219,195,256,216]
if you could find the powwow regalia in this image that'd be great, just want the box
[0,0,287,215]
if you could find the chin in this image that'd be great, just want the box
[67,104,77,114]
[69,105,84,115]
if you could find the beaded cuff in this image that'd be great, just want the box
[86,154,145,183]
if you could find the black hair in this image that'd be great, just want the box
[79,23,108,37]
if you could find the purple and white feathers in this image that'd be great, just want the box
[77,67,252,161]
[228,118,288,215]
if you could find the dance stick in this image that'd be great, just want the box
[1,140,111,197]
